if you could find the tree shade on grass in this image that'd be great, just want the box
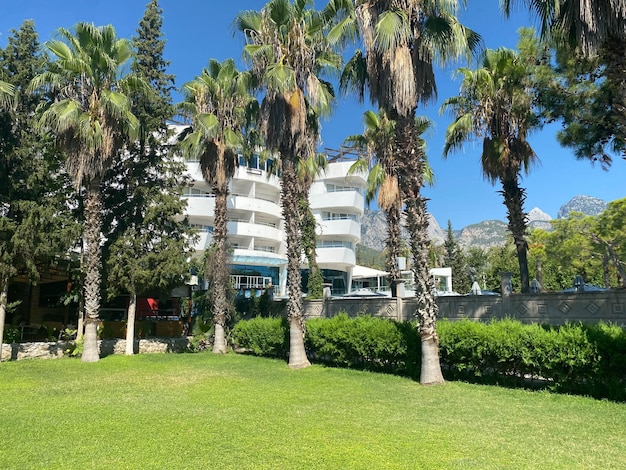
[1,354,626,469]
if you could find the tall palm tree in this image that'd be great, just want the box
[346,109,403,296]
[235,0,342,368]
[442,46,541,294]
[178,58,258,354]
[30,23,145,362]
[338,0,479,385]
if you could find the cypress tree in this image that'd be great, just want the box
[443,220,465,293]
[102,0,194,353]
[0,21,78,357]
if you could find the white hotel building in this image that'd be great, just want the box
[182,147,367,297]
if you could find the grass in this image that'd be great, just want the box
[1,353,626,469]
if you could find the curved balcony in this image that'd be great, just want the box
[320,161,367,186]
[310,190,364,213]
[227,221,283,243]
[231,195,282,219]
[234,166,281,187]
[185,194,283,223]
[316,247,356,267]
[318,219,361,241]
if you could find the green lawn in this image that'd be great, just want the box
[1,353,625,469]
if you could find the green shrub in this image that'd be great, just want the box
[231,315,626,401]
[230,316,288,358]
[306,313,410,374]
[3,326,21,344]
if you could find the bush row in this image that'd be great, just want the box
[230,315,626,401]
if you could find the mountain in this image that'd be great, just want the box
[527,207,552,230]
[359,195,608,252]
[557,195,608,219]
[457,220,508,248]
[360,208,446,252]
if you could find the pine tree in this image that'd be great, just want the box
[443,220,465,293]
[0,21,78,357]
[103,0,195,354]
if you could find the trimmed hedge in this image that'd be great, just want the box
[230,316,288,358]
[231,315,626,401]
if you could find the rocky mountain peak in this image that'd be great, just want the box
[557,195,607,219]
[359,195,609,252]
[527,207,552,230]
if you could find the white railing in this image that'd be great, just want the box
[230,275,273,290]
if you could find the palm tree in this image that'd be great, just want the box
[30,23,145,362]
[178,58,258,354]
[442,45,541,294]
[0,80,16,111]
[503,1,626,164]
[235,0,342,368]
[338,0,479,385]
[501,0,625,57]
[346,109,403,296]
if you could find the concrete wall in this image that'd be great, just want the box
[303,290,626,326]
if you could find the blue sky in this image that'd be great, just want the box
[1,0,624,228]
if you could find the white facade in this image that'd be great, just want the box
[182,151,367,297]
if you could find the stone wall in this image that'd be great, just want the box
[1,337,190,362]
[303,290,626,326]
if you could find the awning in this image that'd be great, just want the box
[352,265,388,279]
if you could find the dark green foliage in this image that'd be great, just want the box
[1,21,78,310]
[443,220,466,292]
[437,319,626,400]
[3,325,20,343]
[234,288,280,322]
[232,313,419,375]
[103,0,194,302]
[231,315,626,400]
[306,314,406,372]
[356,244,386,270]
[543,40,626,165]
[299,197,323,299]
[230,316,289,358]
[131,0,174,138]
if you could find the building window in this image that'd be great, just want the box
[326,183,360,193]
[316,240,354,250]
[322,212,357,221]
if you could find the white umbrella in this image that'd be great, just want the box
[470,281,482,295]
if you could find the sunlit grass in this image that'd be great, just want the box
[1,353,625,469]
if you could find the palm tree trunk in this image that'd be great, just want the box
[385,205,402,297]
[0,276,8,362]
[82,183,103,363]
[125,292,137,355]
[282,160,310,369]
[211,183,229,354]
[500,176,530,293]
[396,115,444,385]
